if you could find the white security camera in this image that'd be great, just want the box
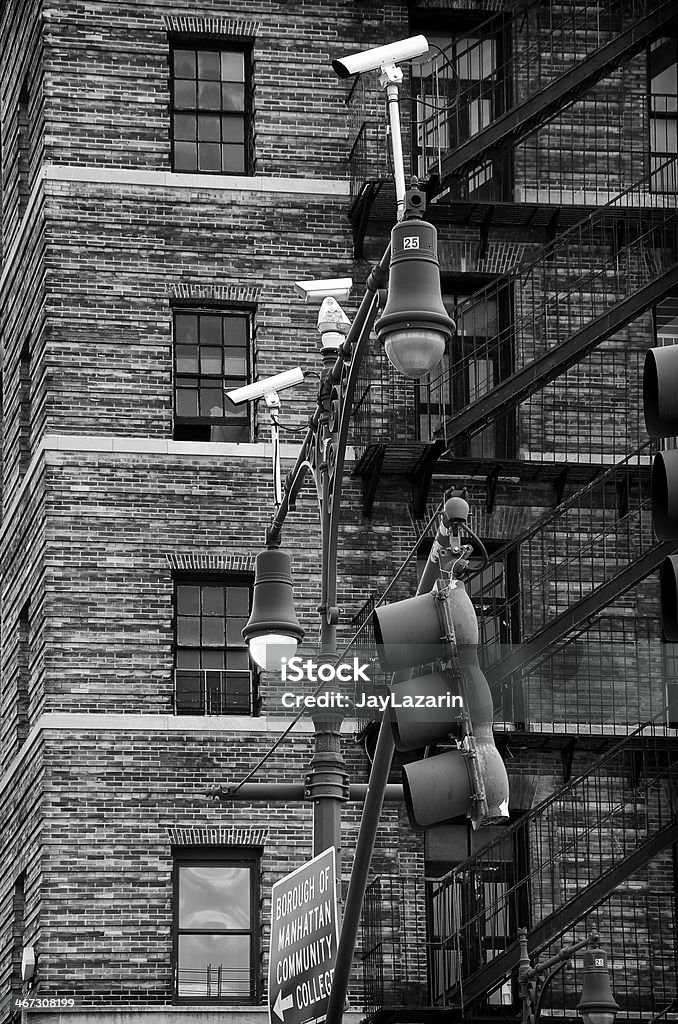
[332,35,429,79]
[21,946,36,983]
[226,367,305,405]
[294,278,353,303]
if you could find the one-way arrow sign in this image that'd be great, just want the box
[268,848,338,1024]
[273,991,294,1021]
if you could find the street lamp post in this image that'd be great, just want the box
[241,184,454,864]
[518,928,619,1024]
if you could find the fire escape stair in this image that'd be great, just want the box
[443,259,678,450]
[484,538,676,691]
[434,722,678,1010]
[436,1,677,190]
[454,818,678,1008]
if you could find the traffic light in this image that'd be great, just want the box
[643,346,678,638]
[372,580,509,830]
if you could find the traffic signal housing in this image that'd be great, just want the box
[643,345,678,638]
[372,581,509,830]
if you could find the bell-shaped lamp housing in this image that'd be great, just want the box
[242,549,304,673]
[375,216,455,380]
[576,948,619,1024]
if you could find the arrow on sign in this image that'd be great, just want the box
[273,991,294,1021]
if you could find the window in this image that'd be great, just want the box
[17,602,30,744]
[10,873,26,996]
[19,341,31,475]
[173,576,257,715]
[416,285,515,458]
[174,849,260,1001]
[171,43,251,174]
[411,21,510,199]
[649,37,678,193]
[18,76,30,218]
[174,309,252,442]
[425,821,529,1009]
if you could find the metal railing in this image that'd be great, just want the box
[428,159,678,450]
[173,668,257,716]
[176,964,253,999]
[347,0,674,205]
[417,0,663,184]
[361,718,678,1016]
[350,159,678,457]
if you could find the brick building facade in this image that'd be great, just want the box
[1,2,677,1023]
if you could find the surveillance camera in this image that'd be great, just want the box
[294,278,353,303]
[226,367,305,405]
[21,946,36,983]
[332,35,429,79]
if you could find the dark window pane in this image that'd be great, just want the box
[221,144,245,173]
[221,51,245,81]
[198,115,221,142]
[177,933,250,998]
[226,318,248,348]
[174,142,197,171]
[179,865,251,928]
[198,81,221,110]
[198,50,221,80]
[173,50,196,79]
[224,350,247,375]
[202,649,225,669]
[202,586,225,616]
[177,616,201,646]
[175,671,204,714]
[199,315,223,345]
[200,386,224,417]
[203,618,226,646]
[223,393,244,417]
[176,649,200,667]
[174,114,197,142]
[198,142,222,170]
[174,80,197,109]
[176,385,199,418]
[221,83,245,111]
[175,313,199,344]
[225,649,249,670]
[227,587,250,616]
[177,344,199,373]
[212,421,250,442]
[201,346,223,374]
[222,115,245,144]
[177,585,200,614]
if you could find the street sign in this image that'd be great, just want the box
[269,847,338,1024]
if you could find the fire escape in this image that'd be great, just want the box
[346,0,678,1018]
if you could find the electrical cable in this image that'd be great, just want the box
[224,496,447,792]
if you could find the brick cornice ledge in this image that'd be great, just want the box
[168,825,268,846]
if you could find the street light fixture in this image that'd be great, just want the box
[375,202,455,379]
[241,548,305,673]
[519,928,619,1024]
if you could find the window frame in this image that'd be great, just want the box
[172,306,255,444]
[172,572,259,716]
[648,35,678,194]
[169,38,253,176]
[172,847,261,1004]
[415,278,516,459]
[409,12,513,200]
